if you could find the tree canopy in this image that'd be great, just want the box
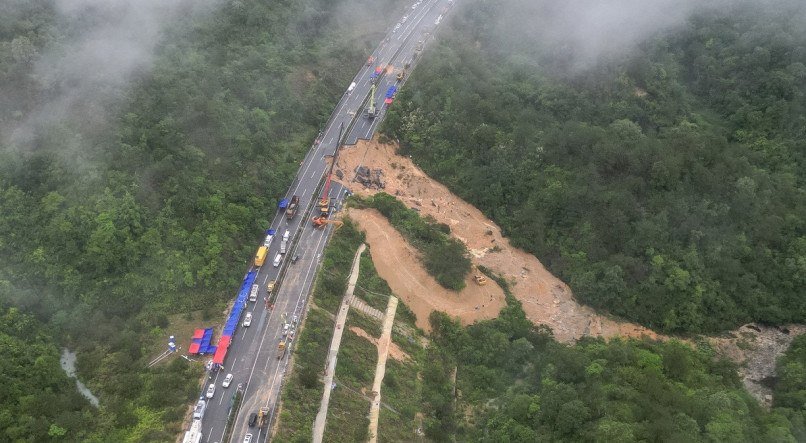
[383,0,806,333]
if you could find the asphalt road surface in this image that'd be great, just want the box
[194,0,456,441]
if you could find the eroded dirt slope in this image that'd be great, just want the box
[349,208,507,331]
[333,137,805,405]
[337,139,657,343]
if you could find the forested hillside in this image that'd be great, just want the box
[383,0,806,333]
[0,0,404,439]
[422,297,806,441]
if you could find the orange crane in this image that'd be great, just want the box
[312,216,344,229]
[318,122,344,218]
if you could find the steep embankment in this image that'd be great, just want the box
[338,139,657,342]
[337,138,806,406]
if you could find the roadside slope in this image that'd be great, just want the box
[338,139,657,342]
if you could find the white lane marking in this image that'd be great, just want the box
[254,226,330,442]
[206,428,214,442]
[262,273,269,285]
[215,2,444,436]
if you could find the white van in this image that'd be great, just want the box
[280,240,287,254]
[273,253,282,267]
[347,81,357,93]
[283,230,290,242]
[249,284,259,302]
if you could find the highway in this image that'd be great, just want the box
[193,0,456,442]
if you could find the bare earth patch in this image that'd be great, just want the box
[348,208,507,332]
[337,138,656,342]
[333,137,805,406]
[349,326,411,363]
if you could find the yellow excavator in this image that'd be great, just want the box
[473,267,488,285]
[312,216,344,229]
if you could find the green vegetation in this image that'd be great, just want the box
[275,307,333,443]
[0,0,407,438]
[276,213,428,442]
[325,328,375,442]
[383,0,806,333]
[774,334,806,441]
[422,300,803,441]
[0,307,99,441]
[311,217,366,314]
[378,357,423,442]
[355,245,418,326]
[354,193,472,290]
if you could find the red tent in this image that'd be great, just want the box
[192,329,205,339]
[188,342,200,354]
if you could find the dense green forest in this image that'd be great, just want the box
[420,283,805,441]
[0,0,405,439]
[383,0,806,333]
[0,308,99,441]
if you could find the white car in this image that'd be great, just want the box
[206,383,215,399]
[243,312,253,327]
[435,14,443,25]
[222,373,233,388]
[243,434,253,443]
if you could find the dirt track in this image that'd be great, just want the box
[337,139,658,342]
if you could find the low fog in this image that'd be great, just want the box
[494,0,805,72]
[5,0,219,146]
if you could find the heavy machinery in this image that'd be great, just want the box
[318,123,343,217]
[396,69,405,82]
[473,267,488,285]
[285,195,300,220]
[312,216,344,229]
[258,407,269,427]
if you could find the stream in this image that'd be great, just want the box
[59,349,100,407]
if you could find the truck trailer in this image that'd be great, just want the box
[285,195,300,220]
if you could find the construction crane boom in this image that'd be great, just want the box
[319,122,344,216]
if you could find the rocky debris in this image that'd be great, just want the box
[355,166,385,189]
[708,323,806,407]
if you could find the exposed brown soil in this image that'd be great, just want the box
[349,208,506,332]
[336,138,657,342]
[333,137,806,406]
[350,326,411,362]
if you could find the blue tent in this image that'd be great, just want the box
[278,198,289,209]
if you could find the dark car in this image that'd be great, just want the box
[291,254,299,264]
[248,412,258,427]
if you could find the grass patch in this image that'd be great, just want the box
[347,309,383,338]
[355,247,393,313]
[392,328,424,361]
[274,307,334,443]
[310,217,366,314]
[352,193,471,291]
[325,328,376,441]
[142,310,208,366]
[326,384,371,442]
[378,358,423,442]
